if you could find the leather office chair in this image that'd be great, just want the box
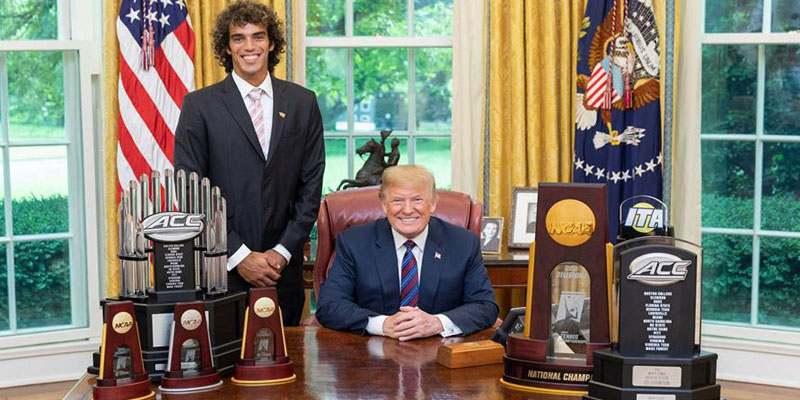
[312,186,483,299]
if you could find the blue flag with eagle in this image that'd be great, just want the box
[574,0,662,242]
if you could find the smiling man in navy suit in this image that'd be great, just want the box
[316,165,498,340]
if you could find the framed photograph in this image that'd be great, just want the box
[509,187,538,248]
[480,217,504,254]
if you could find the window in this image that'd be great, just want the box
[700,0,800,334]
[0,0,100,348]
[300,0,454,194]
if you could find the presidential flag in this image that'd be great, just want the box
[116,0,195,193]
[574,0,662,241]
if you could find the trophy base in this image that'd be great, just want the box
[583,349,722,400]
[159,370,223,393]
[232,357,295,386]
[501,333,606,393]
[92,377,154,400]
[88,291,248,381]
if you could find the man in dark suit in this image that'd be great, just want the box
[174,1,324,326]
[316,165,498,340]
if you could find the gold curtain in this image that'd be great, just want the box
[102,0,288,297]
[484,1,585,314]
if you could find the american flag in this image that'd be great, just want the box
[116,0,195,193]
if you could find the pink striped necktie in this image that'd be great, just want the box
[247,88,268,156]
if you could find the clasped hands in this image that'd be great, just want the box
[382,306,444,341]
[236,249,287,287]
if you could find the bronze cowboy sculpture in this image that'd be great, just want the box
[337,130,401,190]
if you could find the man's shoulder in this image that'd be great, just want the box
[339,218,385,242]
[432,217,477,241]
[184,79,227,104]
[274,77,316,100]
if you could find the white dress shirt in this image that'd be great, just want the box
[365,225,463,337]
[226,71,291,270]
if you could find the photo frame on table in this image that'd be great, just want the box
[480,217,504,254]
[508,187,538,249]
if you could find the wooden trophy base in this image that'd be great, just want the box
[159,370,223,393]
[502,333,607,395]
[92,377,154,400]
[231,356,296,386]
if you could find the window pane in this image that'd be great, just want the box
[0,153,5,237]
[306,48,348,132]
[413,137,450,189]
[704,0,763,33]
[415,48,452,132]
[414,0,453,36]
[10,146,69,235]
[764,45,800,136]
[354,0,407,37]
[702,233,752,323]
[701,141,754,229]
[307,0,345,36]
[0,0,58,40]
[772,0,800,33]
[14,239,71,329]
[355,136,408,175]
[7,51,66,140]
[761,142,800,231]
[323,138,348,195]
[759,237,800,327]
[701,45,757,134]
[0,245,7,331]
[354,48,408,132]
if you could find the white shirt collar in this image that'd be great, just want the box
[231,70,273,99]
[391,224,429,253]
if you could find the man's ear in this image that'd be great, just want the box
[269,41,275,52]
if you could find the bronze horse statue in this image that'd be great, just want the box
[337,130,398,190]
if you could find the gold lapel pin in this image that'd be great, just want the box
[278,111,286,119]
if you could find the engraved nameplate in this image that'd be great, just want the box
[636,395,676,400]
[632,365,682,387]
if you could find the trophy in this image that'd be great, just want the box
[89,169,247,381]
[583,197,721,399]
[92,301,154,400]
[232,288,296,386]
[159,302,223,393]
[502,183,613,395]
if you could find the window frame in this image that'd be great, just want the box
[295,0,454,183]
[0,40,101,350]
[699,0,800,345]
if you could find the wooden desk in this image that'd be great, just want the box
[63,327,800,400]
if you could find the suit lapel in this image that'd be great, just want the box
[420,218,445,311]
[265,75,287,170]
[374,219,400,312]
[220,75,266,162]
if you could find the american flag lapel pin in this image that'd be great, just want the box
[278,111,286,119]
[434,252,442,260]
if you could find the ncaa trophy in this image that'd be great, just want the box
[583,196,722,400]
[501,183,613,395]
[159,302,223,393]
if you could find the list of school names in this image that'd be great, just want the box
[643,291,672,352]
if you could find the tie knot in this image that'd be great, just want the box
[247,88,262,102]
[403,240,416,251]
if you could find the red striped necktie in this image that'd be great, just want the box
[399,240,419,307]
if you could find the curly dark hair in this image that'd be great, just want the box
[211,0,286,74]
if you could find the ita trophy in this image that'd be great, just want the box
[232,288,296,386]
[584,197,722,400]
[93,301,154,400]
[501,183,613,395]
[159,302,223,393]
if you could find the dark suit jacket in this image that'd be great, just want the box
[316,217,499,336]
[174,74,324,324]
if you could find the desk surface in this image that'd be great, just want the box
[64,327,799,400]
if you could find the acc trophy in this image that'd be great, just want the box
[584,196,722,400]
[232,287,296,386]
[159,302,223,393]
[89,169,248,381]
[502,183,613,395]
[93,301,154,400]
